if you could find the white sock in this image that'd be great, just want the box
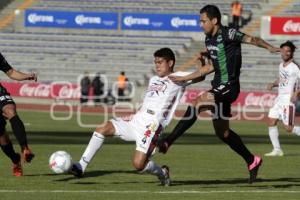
[79,132,105,172]
[292,126,300,136]
[268,126,281,151]
[142,160,164,179]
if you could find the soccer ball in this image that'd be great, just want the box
[49,151,72,174]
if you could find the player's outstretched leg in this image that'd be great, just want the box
[69,131,105,178]
[265,123,284,156]
[139,160,171,186]
[0,134,23,176]
[213,120,262,183]
[3,104,34,163]
[158,106,197,153]
[248,155,262,184]
[69,121,114,178]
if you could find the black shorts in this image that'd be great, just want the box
[0,85,15,109]
[208,82,240,120]
[0,85,15,134]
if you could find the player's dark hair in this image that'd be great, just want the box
[280,40,297,53]
[154,47,176,68]
[200,5,222,25]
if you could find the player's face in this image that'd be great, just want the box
[200,13,216,35]
[281,46,293,62]
[154,57,173,77]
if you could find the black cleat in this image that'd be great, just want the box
[248,156,262,184]
[157,140,169,154]
[22,148,35,163]
[69,163,83,178]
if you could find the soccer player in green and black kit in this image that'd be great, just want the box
[157,5,280,183]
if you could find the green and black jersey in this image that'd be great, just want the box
[205,26,245,87]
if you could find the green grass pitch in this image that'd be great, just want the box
[0,110,300,200]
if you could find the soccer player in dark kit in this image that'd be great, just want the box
[157,4,280,183]
[0,52,37,176]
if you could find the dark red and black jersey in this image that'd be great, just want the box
[0,53,12,73]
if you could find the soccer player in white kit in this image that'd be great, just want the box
[69,48,199,185]
[265,41,300,156]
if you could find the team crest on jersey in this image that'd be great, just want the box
[141,123,157,144]
[228,29,236,40]
[217,35,222,42]
[147,80,168,96]
[279,70,290,87]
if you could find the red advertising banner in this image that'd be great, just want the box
[182,89,277,108]
[270,17,300,35]
[1,82,81,99]
[1,82,277,108]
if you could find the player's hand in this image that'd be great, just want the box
[267,83,273,91]
[169,75,186,84]
[27,73,37,82]
[291,93,299,103]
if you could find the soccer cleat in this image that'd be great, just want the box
[69,163,83,178]
[22,147,35,163]
[264,149,284,157]
[159,165,171,186]
[12,154,23,177]
[157,140,169,154]
[248,155,262,184]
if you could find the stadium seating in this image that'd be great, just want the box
[0,0,299,92]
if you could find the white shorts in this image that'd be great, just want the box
[268,102,295,126]
[110,113,162,155]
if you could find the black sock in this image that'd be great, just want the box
[9,115,28,149]
[165,106,198,145]
[219,129,254,165]
[1,142,20,164]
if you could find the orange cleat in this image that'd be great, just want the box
[12,154,23,177]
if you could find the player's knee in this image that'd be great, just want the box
[267,119,277,126]
[95,122,113,136]
[2,107,16,119]
[132,160,146,171]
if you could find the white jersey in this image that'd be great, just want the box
[277,61,300,104]
[138,71,191,128]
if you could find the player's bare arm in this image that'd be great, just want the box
[291,89,300,103]
[6,69,37,82]
[176,49,208,71]
[242,35,280,53]
[191,57,212,83]
[267,78,279,90]
[169,63,214,84]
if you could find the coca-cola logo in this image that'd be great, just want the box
[58,85,81,99]
[18,83,80,99]
[244,93,276,107]
[283,20,300,33]
[20,84,51,97]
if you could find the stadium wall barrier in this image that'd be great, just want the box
[2,82,281,110]
[183,89,277,109]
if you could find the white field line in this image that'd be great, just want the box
[0,190,300,194]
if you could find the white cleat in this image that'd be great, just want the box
[264,149,284,157]
[159,165,171,186]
